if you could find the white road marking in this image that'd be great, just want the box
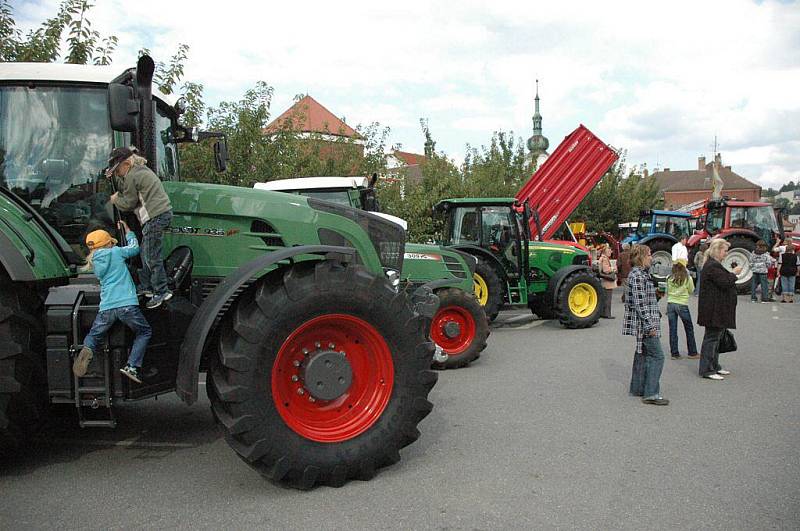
[49,438,197,449]
[494,320,547,331]
[772,306,777,312]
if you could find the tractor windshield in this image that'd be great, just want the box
[0,85,114,256]
[730,206,779,244]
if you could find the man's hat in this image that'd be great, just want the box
[106,146,137,175]
[85,229,117,250]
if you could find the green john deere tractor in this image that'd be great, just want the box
[0,56,439,488]
[254,177,489,370]
[434,198,603,328]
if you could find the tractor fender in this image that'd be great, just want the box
[448,244,508,282]
[543,264,594,308]
[176,245,356,405]
[638,233,677,247]
[0,229,35,281]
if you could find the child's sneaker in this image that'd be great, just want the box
[146,291,173,309]
[120,365,142,384]
[73,347,94,377]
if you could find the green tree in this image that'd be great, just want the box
[0,0,117,64]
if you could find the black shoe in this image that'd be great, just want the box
[642,397,670,405]
[671,354,682,359]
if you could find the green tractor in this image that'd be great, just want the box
[254,177,489,370]
[433,198,603,328]
[0,56,439,488]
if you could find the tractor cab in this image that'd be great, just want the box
[436,198,527,281]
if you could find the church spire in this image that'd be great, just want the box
[527,79,549,161]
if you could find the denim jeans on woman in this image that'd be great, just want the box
[699,326,724,377]
[751,272,770,301]
[138,210,173,296]
[667,302,697,356]
[780,275,796,294]
[629,335,665,399]
[83,305,152,368]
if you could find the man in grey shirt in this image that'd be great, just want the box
[107,146,173,309]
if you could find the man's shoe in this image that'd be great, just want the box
[146,291,173,310]
[671,354,682,359]
[120,365,142,384]
[751,299,758,303]
[717,369,731,375]
[137,289,154,298]
[601,315,616,319]
[687,354,700,359]
[704,373,724,380]
[642,397,670,406]
[73,347,94,377]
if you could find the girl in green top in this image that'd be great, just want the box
[666,262,698,359]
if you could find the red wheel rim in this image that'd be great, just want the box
[271,314,394,443]
[430,305,476,356]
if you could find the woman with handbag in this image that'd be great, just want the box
[697,239,741,381]
[598,244,617,319]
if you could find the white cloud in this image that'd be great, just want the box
[10,0,800,188]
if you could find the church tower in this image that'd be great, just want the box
[527,80,550,165]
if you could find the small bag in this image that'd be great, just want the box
[719,329,737,353]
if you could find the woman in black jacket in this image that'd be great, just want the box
[697,239,741,380]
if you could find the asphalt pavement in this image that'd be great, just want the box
[1,290,798,530]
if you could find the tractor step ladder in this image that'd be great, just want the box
[70,293,116,429]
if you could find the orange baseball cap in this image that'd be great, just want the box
[85,230,117,250]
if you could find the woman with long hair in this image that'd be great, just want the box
[623,245,668,405]
[666,262,697,359]
[598,244,616,319]
[696,239,740,380]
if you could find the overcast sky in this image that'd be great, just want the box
[12,0,800,189]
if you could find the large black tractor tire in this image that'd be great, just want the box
[723,237,756,294]
[647,239,673,282]
[430,288,489,370]
[473,258,504,322]
[554,270,603,329]
[0,272,47,454]
[207,260,437,490]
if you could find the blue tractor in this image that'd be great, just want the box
[622,210,694,280]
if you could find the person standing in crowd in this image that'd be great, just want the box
[697,239,740,380]
[672,233,689,266]
[598,244,616,319]
[666,262,698,359]
[693,242,708,296]
[749,240,774,303]
[618,243,632,302]
[773,240,798,303]
[107,146,174,309]
[623,245,669,405]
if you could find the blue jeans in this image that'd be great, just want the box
[699,326,723,377]
[138,210,173,296]
[751,273,769,301]
[629,335,665,399]
[83,305,152,368]
[781,275,796,294]
[667,303,697,356]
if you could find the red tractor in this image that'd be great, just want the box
[687,198,784,293]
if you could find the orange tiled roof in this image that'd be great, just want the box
[264,95,360,138]
[393,150,426,166]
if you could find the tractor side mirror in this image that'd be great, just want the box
[108,83,138,132]
[213,138,228,172]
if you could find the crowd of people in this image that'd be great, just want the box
[615,235,798,406]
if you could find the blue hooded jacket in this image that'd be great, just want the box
[91,231,140,311]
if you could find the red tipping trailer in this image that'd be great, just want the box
[515,124,619,240]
